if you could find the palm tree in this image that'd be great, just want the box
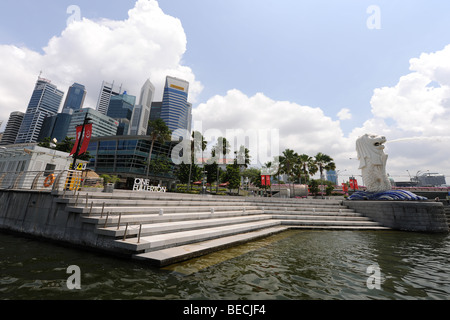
[279,149,298,197]
[296,154,318,184]
[263,160,275,195]
[231,145,251,195]
[188,131,207,190]
[146,119,171,177]
[234,145,251,169]
[213,137,230,193]
[314,152,336,181]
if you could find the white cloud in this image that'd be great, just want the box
[193,89,347,166]
[337,108,352,120]
[353,44,450,181]
[0,0,203,124]
[194,44,450,183]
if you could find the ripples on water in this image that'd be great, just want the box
[0,230,449,300]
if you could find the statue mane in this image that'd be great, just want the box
[356,134,392,193]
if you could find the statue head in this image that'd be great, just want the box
[356,134,387,169]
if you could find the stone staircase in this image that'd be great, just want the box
[60,191,390,267]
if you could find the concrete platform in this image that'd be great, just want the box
[133,226,289,267]
[115,220,281,252]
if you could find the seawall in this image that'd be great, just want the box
[0,190,118,254]
[344,200,449,233]
[1,190,448,264]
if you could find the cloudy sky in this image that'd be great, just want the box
[1,0,450,184]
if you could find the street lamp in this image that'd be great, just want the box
[336,169,347,186]
[202,170,207,195]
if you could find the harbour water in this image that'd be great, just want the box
[0,229,449,300]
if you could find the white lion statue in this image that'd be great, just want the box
[356,134,392,193]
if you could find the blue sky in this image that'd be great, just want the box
[1,0,450,180]
[2,0,450,133]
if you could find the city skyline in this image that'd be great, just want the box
[1,1,450,182]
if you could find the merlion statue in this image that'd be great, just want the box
[349,134,426,200]
[356,134,392,193]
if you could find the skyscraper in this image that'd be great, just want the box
[107,93,136,136]
[96,81,121,115]
[129,79,155,136]
[38,110,73,143]
[66,108,119,139]
[15,77,64,144]
[0,111,25,145]
[62,83,86,112]
[160,76,191,133]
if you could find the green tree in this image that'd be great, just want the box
[295,154,317,184]
[148,154,171,176]
[188,131,207,190]
[146,119,171,177]
[242,167,262,188]
[55,136,92,161]
[38,137,52,148]
[279,149,298,196]
[314,152,336,180]
[100,174,120,186]
[54,136,75,153]
[212,137,230,193]
[309,179,335,197]
[224,165,241,193]
[234,145,251,169]
[309,179,320,197]
[176,162,200,184]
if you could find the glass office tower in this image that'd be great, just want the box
[96,81,121,115]
[66,108,119,139]
[0,111,25,145]
[62,83,86,112]
[160,76,191,134]
[107,93,136,136]
[38,111,73,143]
[15,77,64,144]
[129,79,155,136]
[86,135,177,188]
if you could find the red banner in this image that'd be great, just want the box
[70,125,83,156]
[79,124,92,155]
[261,175,271,186]
[349,178,359,190]
[70,124,93,156]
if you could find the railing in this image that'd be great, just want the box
[0,170,83,192]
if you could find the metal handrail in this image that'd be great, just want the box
[0,170,83,192]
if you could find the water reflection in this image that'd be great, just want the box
[0,230,449,300]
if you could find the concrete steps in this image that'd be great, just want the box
[82,210,264,228]
[114,219,281,253]
[59,191,390,266]
[133,226,289,267]
[96,214,271,237]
